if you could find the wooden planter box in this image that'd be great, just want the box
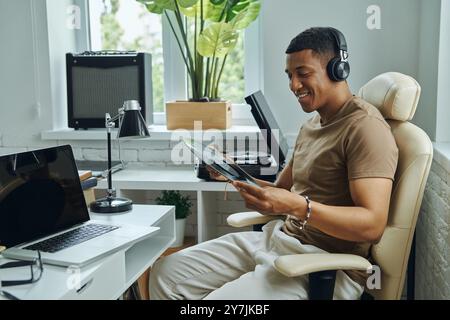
[166,101,232,130]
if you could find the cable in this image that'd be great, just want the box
[0,290,20,300]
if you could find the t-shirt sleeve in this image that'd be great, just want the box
[345,117,398,180]
[288,126,303,167]
[288,154,294,167]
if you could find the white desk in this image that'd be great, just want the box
[97,166,239,242]
[0,205,175,300]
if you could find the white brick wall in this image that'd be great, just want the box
[416,159,450,299]
[37,139,269,239]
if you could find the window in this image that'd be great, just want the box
[220,34,245,104]
[89,0,165,112]
[88,0,247,113]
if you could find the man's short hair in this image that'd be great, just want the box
[286,27,338,63]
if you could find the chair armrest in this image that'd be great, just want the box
[274,253,372,278]
[227,211,282,228]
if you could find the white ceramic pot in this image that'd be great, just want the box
[171,218,186,248]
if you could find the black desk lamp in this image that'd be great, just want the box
[90,100,150,213]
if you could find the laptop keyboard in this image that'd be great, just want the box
[24,224,119,253]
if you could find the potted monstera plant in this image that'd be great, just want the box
[137,0,261,129]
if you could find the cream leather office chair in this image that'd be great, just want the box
[227,72,433,300]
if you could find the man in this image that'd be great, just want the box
[150,27,398,300]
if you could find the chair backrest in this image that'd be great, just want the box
[358,72,433,299]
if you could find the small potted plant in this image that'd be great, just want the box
[137,0,261,129]
[156,190,193,247]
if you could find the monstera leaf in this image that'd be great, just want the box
[202,0,247,22]
[209,0,226,4]
[177,0,199,7]
[137,0,198,13]
[136,0,174,13]
[225,0,250,21]
[229,0,260,29]
[179,0,225,22]
[197,22,238,58]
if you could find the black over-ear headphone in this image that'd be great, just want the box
[326,27,350,81]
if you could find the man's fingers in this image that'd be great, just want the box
[233,181,265,198]
[240,190,261,205]
[239,190,272,212]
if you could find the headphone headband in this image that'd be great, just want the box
[326,27,350,81]
[328,27,348,54]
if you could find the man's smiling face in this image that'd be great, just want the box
[285,49,335,113]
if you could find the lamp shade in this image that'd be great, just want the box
[118,100,150,139]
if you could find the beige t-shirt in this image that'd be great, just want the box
[282,96,398,286]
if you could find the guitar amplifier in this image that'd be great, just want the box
[66,51,153,129]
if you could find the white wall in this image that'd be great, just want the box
[46,0,78,130]
[0,0,77,152]
[0,0,52,152]
[414,0,441,141]
[260,0,422,139]
[435,0,450,142]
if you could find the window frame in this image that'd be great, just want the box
[73,0,91,52]
[78,0,261,126]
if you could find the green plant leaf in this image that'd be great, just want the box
[137,0,175,12]
[155,190,192,219]
[145,3,165,14]
[224,0,246,21]
[205,1,227,21]
[177,0,199,8]
[229,1,260,29]
[159,0,176,10]
[210,0,226,5]
[179,0,225,22]
[178,1,199,17]
[197,22,238,58]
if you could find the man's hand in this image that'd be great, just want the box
[232,180,306,217]
[205,143,234,181]
[206,166,228,181]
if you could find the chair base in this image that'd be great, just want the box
[309,270,337,300]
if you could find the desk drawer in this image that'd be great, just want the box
[61,251,125,300]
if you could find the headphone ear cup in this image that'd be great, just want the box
[327,57,340,81]
[336,60,350,81]
[327,58,350,81]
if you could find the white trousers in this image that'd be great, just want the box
[150,220,364,300]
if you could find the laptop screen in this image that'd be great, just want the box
[245,91,289,165]
[0,145,90,248]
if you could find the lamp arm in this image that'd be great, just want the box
[104,108,122,199]
[104,107,128,199]
[106,123,114,198]
[106,107,124,127]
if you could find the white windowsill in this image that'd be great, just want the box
[41,125,262,141]
[42,103,262,141]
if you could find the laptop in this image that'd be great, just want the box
[0,145,159,267]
